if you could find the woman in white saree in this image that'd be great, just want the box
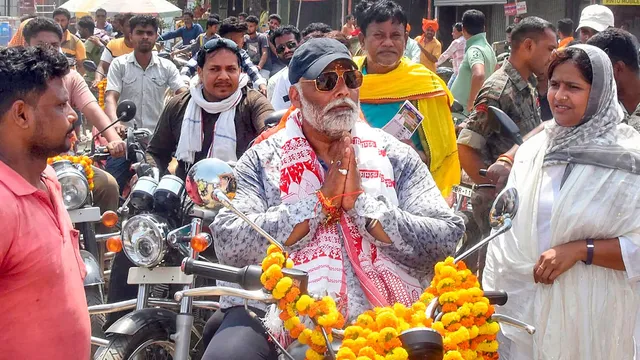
[483,44,640,360]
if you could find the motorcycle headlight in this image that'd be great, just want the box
[52,160,89,210]
[121,214,169,267]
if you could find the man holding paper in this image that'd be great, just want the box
[354,0,460,197]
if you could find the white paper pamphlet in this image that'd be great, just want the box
[381,100,425,141]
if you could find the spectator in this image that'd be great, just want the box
[94,8,113,35]
[266,25,302,109]
[238,12,248,22]
[576,4,614,43]
[342,14,356,37]
[172,16,220,58]
[557,18,574,49]
[415,18,442,72]
[267,13,281,35]
[437,22,466,88]
[302,22,332,38]
[194,4,205,19]
[53,7,87,75]
[77,16,105,83]
[93,13,135,86]
[450,9,497,114]
[7,15,37,47]
[244,15,270,79]
[158,11,204,55]
[514,14,524,24]
[404,24,421,64]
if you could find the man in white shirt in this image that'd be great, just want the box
[267,25,301,110]
[105,15,187,191]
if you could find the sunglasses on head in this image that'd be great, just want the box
[300,69,363,92]
[276,40,297,54]
[203,38,239,53]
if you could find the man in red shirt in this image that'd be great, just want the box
[0,46,91,359]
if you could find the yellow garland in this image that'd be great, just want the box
[97,79,107,109]
[47,155,95,191]
[260,248,501,360]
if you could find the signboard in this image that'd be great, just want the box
[504,3,517,16]
[603,0,640,4]
[516,1,527,13]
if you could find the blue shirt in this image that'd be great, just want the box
[159,24,204,49]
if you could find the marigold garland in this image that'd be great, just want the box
[260,247,500,360]
[47,155,95,191]
[97,79,107,109]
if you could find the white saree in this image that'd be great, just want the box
[483,44,640,360]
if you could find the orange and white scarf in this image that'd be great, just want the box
[279,109,422,316]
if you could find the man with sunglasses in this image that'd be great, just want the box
[354,0,459,198]
[94,8,113,36]
[202,37,463,360]
[267,25,302,110]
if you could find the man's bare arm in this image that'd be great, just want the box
[467,64,486,112]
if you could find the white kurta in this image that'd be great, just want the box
[484,132,640,360]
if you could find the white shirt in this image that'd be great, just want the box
[536,164,640,358]
[106,52,184,130]
[268,67,291,111]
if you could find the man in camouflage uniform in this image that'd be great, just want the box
[587,28,640,132]
[457,17,557,243]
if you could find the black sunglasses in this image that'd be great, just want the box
[276,40,298,54]
[300,69,363,92]
[203,38,239,53]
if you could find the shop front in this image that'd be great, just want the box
[602,0,640,39]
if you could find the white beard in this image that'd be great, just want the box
[299,92,360,138]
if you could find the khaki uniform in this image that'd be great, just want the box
[457,60,542,165]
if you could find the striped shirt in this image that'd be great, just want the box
[437,36,466,74]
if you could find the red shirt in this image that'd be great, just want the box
[0,160,90,359]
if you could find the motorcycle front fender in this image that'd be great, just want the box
[104,308,177,336]
[81,249,104,287]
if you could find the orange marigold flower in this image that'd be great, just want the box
[442,303,458,313]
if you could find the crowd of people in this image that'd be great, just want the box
[1,1,640,359]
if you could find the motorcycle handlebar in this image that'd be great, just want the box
[484,290,508,306]
[182,258,264,291]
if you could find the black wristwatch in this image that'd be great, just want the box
[582,239,595,265]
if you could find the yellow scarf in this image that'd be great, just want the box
[354,56,460,196]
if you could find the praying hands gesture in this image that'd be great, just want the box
[319,134,362,212]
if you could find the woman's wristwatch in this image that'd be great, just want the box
[582,239,595,265]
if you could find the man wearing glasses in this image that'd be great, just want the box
[94,8,113,36]
[267,25,302,110]
[201,37,463,360]
[146,37,274,179]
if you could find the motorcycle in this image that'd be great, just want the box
[90,160,223,359]
[453,106,524,278]
[165,158,535,360]
[50,100,136,355]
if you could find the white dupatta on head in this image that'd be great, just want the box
[483,45,640,360]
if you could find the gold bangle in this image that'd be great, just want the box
[497,156,513,166]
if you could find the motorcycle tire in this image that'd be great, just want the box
[95,321,204,360]
[86,287,106,358]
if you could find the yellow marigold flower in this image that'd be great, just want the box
[285,258,294,268]
[478,323,491,335]
[412,301,427,312]
[379,327,398,343]
[432,321,445,335]
[450,326,470,345]
[461,349,477,360]
[472,302,489,317]
[261,252,285,271]
[342,339,356,349]
[356,357,370,360]
[441,312,460,327]
[275,276,293,294]
[486,321,500,335]
[467,288,483,299]
[410,311,427,327]
[298,328,313,345]
[392,303,407,319]
[310,330,326,346]
[468,325,479,339]
[263,264,283,282]
[322,296,337,309]
[296,294,314,313]
[384,347,409,360]
[357,313,375,329]
[439,265,458,278]
[375,356,386,360]
[336,347,357,360]
[305,348,325,360]
[267,244,282,255]
[476,340,499,353]
[353,337,368,354]
[375,311,399,329]
[443,350,464,360]
[397,318,410,333]
[420,292,435,304]
[344,325,365,340]
[284,316,300,331]
[439,291,459,304]
[456,303,472,318]
[436,278,456,293]
[358,346,378,358]
[272,288,284,300]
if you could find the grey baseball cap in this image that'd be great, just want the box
[288,37,357,85]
